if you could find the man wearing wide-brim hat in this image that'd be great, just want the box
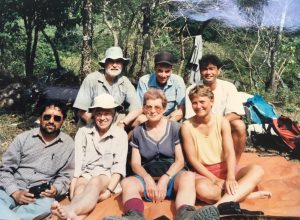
[135,51,186,124]
[73,46,142,128]
[52,93,128,219]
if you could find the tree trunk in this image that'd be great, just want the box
[80,0,93,79]
[137,1,153,78]
[24,17,34,77]
[42,30,62,69]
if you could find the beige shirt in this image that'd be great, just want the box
[74,124,128,179]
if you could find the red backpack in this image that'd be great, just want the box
[271,116,300,150]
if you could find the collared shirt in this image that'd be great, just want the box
[137,73,186,116]
[74,124,128,178]
[73,70,141,112]
[0,128,75,196]
[130,120,180,163]
[185,79,245,119]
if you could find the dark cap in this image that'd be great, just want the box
[154,52,174,66]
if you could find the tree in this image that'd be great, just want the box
[80,0,93,79]
[6,0,80,76]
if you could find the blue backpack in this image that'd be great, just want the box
[244,95,279,124]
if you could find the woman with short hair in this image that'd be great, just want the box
[181,85,271,207]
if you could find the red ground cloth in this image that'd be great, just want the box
[51,153,300,219]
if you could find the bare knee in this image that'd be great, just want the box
[89,175,109,189]
[177,171,195,187]
[230,119,246,136]
[250,164,265,179]
[196,181,220,204]
[120,177,134,189]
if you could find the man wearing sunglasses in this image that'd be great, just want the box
[0,101,75,220]
[73,46,142,129]
[51,94,128,219]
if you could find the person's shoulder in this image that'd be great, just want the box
[132,123,144,135]
[59,131,74,143]
[119,75,134,85]
[15,128,37,139]
[139,73,151,82]
[187,83,197,90]
[110,125,128,137]
[77,123,94,134]
[170,73,184,81]
[217,79,236,88]
[169,120,181,131]
[83,71,102,81]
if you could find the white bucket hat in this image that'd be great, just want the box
[99,46,130,67]
[89,94,123,112]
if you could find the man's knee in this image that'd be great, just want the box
[230,119,246,135]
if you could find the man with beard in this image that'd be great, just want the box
[184,54,246,162]
[0,101,74,220]
[73,46,142,128]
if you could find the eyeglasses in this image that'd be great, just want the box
[43,114,62,122]
[143,105,163,113]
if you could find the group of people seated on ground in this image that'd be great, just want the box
[0,46,271,220]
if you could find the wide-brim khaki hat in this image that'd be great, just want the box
[99,46,130,67]
[89,93,123,112]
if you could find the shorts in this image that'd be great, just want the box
[134,172,180,202]
[195,162,243,180]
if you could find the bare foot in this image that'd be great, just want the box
[246,191,272,200]
[51,201,62,218]
[51,201,79,220]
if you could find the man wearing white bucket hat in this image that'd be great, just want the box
[73,46,142,128]
[52,93,128,219]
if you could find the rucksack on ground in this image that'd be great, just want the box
[271,115,300,150]
[244,95,279,124]
[244,95,300,152]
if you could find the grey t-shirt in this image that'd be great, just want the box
[130,120,181,164]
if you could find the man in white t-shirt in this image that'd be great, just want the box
[185,54,246,162]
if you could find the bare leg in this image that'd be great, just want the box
[120,177,144,203]
[52,175,109,218]
[195,178,222,204]
[173,171,196,209]
[216,164,269,205]
[246,191,272,200]
[230,119,246,163]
